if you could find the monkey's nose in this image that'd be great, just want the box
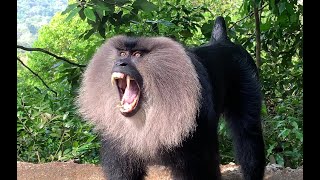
[115,60,128,66]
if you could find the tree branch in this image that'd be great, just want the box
[17,57,58,96]
[17,45,86,68]
[229,3,267,30]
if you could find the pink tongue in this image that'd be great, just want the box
[122,81,139,104]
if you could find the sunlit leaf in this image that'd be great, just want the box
[84,8,96,22]
[65,7,81,22]
[61,3,78,15]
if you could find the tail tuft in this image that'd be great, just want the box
[210,16,229,43]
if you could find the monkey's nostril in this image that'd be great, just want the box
[115,61,127,66]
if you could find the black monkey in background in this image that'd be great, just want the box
[77,16,265,180]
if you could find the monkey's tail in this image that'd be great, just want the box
[210,16,229,43]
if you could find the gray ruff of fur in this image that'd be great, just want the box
[76,35,201,158]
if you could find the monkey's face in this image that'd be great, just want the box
[77,35,201,155]
[111,50,144,117]
[79,35,201,120]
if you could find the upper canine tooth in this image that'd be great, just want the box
[111,76,115,86]
[128,76,134,80]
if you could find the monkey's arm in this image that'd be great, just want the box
[100,139,147,180]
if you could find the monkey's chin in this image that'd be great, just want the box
[120,106,140,117]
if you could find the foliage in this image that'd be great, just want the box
[259,0,303,168]
[263,94,303,168]
[62,0,216,45]
[17,0,68,47]
[17,12,103,164]
[17,0,303,168]
[17,88,100,163]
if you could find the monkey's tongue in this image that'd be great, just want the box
[122,80,139,106]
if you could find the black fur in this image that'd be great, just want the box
[160,55,221,179]
[99,16,265,180]
[191,16,265,180]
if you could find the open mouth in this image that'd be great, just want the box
[111,72,141,115]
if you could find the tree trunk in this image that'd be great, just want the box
[253,3,262,68]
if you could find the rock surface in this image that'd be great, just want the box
[17,161,303,180]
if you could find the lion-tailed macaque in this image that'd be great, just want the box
[77,16,265,180]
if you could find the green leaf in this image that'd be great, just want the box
[277,13,288,25]
[34,87,42,94]
[95,3,110,18]
[65,7,81,22]
[261,21,271,31]
[269,0,278,15]
[84,8,96,22]
[84,29,95,40]
[98,26,106,39]
[276,105,286,113]
[96,4,110,13]
[50,132,61,138]
[17,124,24,132]
[285,2,294,14]
[295,131,303,142]
[290,121,299,129]
[64,121,73,128]
[201,20,214,38]
[243,0,251,14]
[79,8,86,20]
[275,154,284,166]
[133,0,158,13]
[114,0,130,6]
[278,129,290,138]
[278,2,286,15]
[63,112,69,120]
[73,141,79,148]
[267,143,276,155]
[95,8,104,18]
[269,0,275,10]
[57,150,62,159]
[63,148,71,155]
[61,3,78,15]
[255,0,261,7]
[290,14,298,23]
[261,102,268,116]
[225,16,231,25]
[219,121,226,132]
[86,136,96,143]
[179,29,193,38]
[51,62,63,69]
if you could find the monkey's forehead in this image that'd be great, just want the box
[106,35,181,51]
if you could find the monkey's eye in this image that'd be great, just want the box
[132,51,141,57]
[119,51,127,57]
